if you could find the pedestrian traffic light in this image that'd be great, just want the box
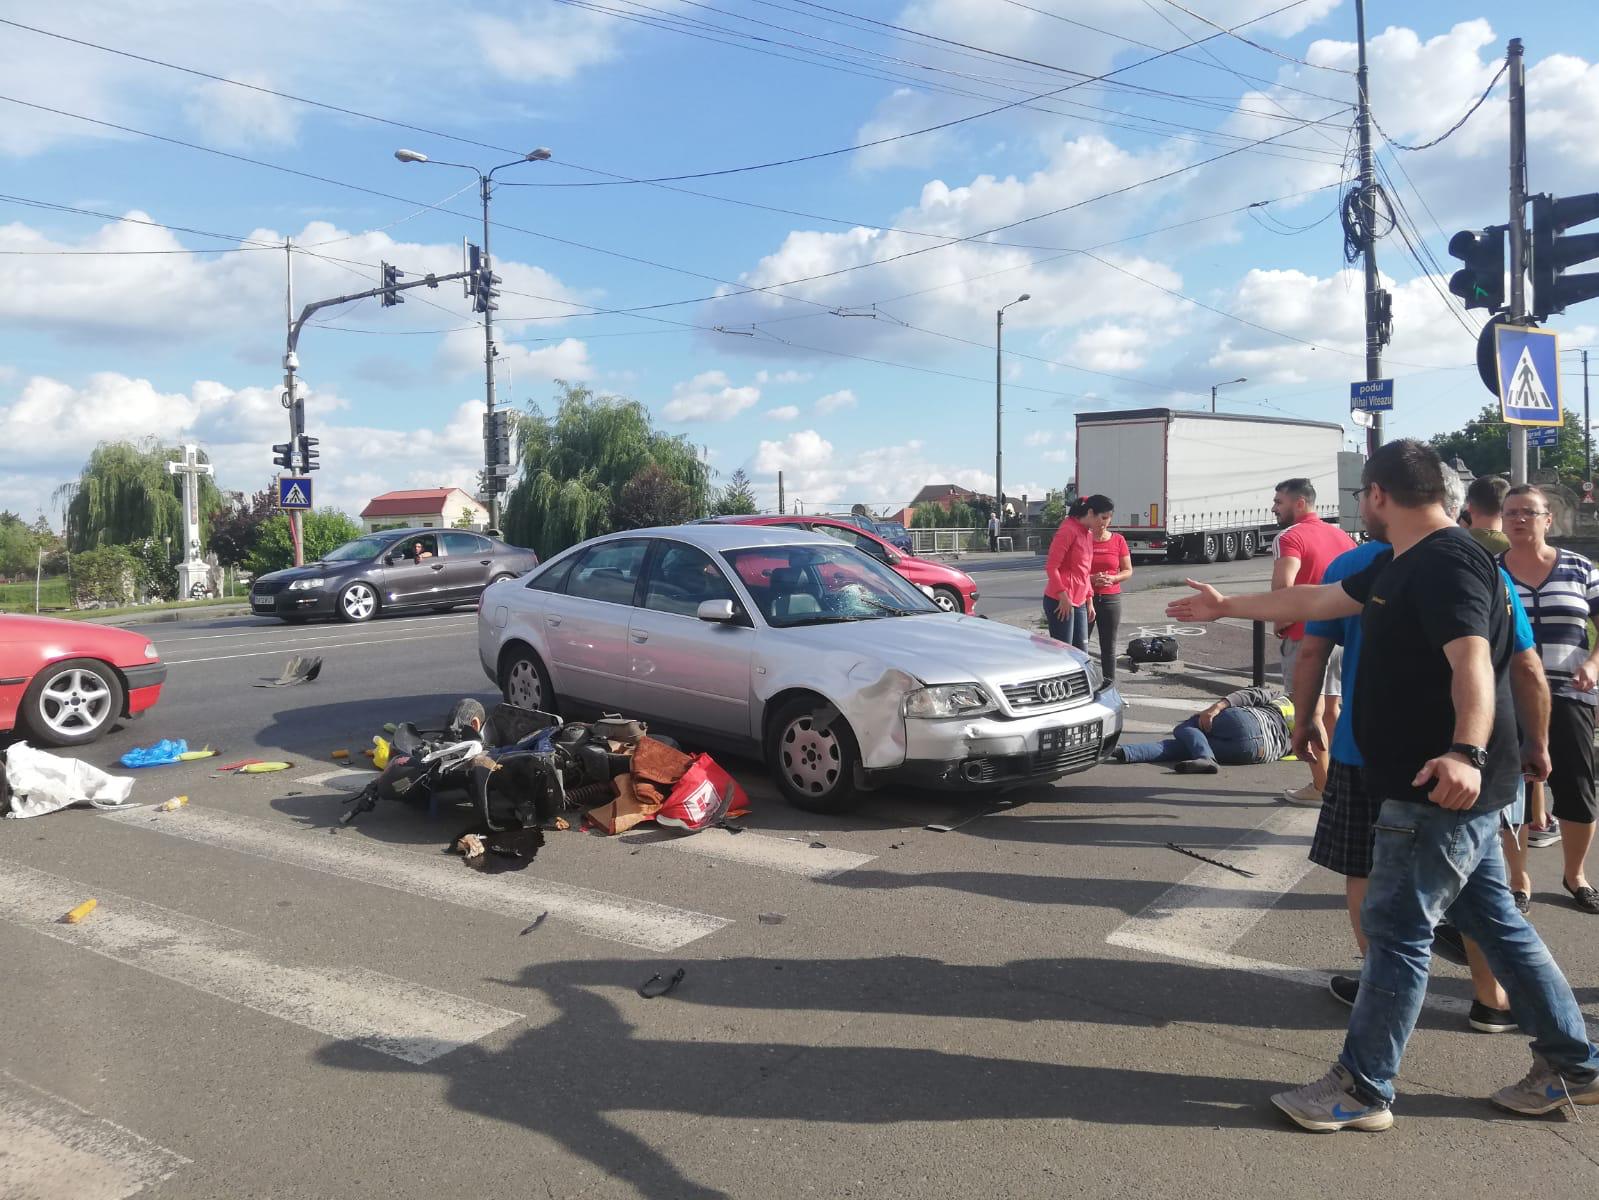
[1531,192,1599,320]
[380,261,405,307]
[298,434,320,473]
[272,441,295,470]
[1448,224,1506,312]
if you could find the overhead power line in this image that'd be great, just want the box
[1372,61,1507,151]
[1152,0,1352,73]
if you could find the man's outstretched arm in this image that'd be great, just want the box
[1167,579,1364,625]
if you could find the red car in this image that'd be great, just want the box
[706,515,980,613]
[0,615,166,747]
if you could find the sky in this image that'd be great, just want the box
[2,1,1598,524]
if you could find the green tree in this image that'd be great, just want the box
[1040,489,1066,528]
[208,489,275,568]
[68,546,139,607]
[57,440,224,553]
[616,465,695,529]
[247,509,363,575]
[910,502,946,528]
[501,382,710,558]
[1429,405,1588,482]
[452,509,477,530]
[712,467,759,516]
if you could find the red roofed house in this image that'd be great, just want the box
[360,487,489,533]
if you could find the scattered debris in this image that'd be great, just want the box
[177,748,217,761]
[237,762,292,774]
[1166,842,1256,878]
[757,913,786,925]
[553,816,570,832]
[253,656,323,688]
[61,898,97,924]
[456,833,486,861]
[5,742,137,818]
[889,842,907,850]
[924,824,954,833]
[637,967,686,999]
[215,759,265,773]
[520,912,550,936]
[118,739,188,768]
[808,840,828,849]
[715,819,745,834]
[330,750,350,760]
[157,796,189,812]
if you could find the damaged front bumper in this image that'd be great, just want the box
[875,687,1123,789]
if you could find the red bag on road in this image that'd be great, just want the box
[656,754,748,832]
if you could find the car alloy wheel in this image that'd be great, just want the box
[932,586,962,613]
[505,658,543,709]
[21,658,124,746]
[339,582,377,623]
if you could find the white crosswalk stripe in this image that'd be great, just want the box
[0,863,523,1065]
[101,804,730,951]
[0,1069,189,1200]
[621,826,875,879]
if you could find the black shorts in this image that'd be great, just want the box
[1548,696,1598,825]
[1309,758,1381,878]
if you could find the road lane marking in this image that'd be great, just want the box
[1118,694,1214,712]
[0,863,523,1065]
[621,826,876,879]
[164,628,472,665]
[100,805,729,951]
[294,768,374,792]
[0,1069,190,1200]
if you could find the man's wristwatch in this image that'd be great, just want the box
[1448,743,1489,769]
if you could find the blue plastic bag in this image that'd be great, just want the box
[118,739,189,768]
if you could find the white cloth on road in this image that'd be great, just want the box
[3,741,136,818]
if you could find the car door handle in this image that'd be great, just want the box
[547,615,562,627]
[480,559,493,565]
[430,563,444,571]
[630,632,649,644]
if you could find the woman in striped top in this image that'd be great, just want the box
[1501,485,1599,913]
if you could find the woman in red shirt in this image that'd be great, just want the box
[1043,495,1112,649]
[1088,505,1133,683]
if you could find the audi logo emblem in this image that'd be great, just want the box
[1036,678,1071,703]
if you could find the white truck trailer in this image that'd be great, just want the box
[1073,408,1343,564]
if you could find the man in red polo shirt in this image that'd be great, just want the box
[1272,477,1356,805]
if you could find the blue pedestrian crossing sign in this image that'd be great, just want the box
[1496,324,1562,426]
[277,476,313,511]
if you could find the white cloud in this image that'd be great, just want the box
[471,6,622,82]
[815,388,857,414]
[1024,430,1055,447]
[441,333,593,386]
[184,75,300,148]
[754,430,834,474]
[765,405,800,421]
[1041,449,1070,464]
[853,88,957,171]
[755,369,812,385]
[1067,324,1152,372]
[662,370,760,422]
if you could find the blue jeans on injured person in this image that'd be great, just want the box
[1119,712,1270,765]
[1341,797,1599,1105]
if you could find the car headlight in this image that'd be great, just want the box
[287,578,325,591]
[902,683,995,718]
[1084,657,1105,693]
[143,642,159,660]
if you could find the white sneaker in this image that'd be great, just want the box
[1283,783,1324,806]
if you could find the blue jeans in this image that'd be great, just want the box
[1120,712,1271,765]
[1042,597,1089,650]
[1342,798,1599,1104]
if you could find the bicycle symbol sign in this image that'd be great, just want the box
[1131,624,1206,639]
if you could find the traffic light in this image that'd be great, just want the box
[474,265,500,314]
[1448,224,1506,312]
[298,434,320,473]
[272,441,295,470]
[380,261,405,307]
[483,409,514,467]
[1531,192,1599,320]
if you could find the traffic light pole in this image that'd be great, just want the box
[284,241,304,567]
[1355,0,1384,456]
[1508,37,1529,487]
[480,176,502,536]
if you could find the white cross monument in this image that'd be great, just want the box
[167,444,214,601]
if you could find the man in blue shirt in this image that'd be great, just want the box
[1292,514,1545,1034]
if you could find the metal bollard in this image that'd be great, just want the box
[1252,620,1266,687]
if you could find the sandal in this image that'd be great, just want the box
[1563,879,1599,914]
[638,967,686,999]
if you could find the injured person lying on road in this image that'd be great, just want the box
[1108,686,1293,773]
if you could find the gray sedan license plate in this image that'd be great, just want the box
[1039,721,1100,753]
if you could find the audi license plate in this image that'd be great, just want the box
[1038,721,1101,753]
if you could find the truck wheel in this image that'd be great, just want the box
[1239,530,1259,560]
[1192,533,1219,565]
[1218,531,1239,562]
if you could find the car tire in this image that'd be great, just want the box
[337,582,379,623]
[19,658,124,747]
[499,644,557,716]
[931,585,963,613]
[767,698,864,814]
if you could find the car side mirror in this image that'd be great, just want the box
[383,553,396,565]
[697,599,737,622]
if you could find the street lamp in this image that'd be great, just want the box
[996,293,1031,527]
[394,144,553,533]
[1210,376,1247,413]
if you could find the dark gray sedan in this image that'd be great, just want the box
[250,527,539,623]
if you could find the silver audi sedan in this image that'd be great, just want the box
[477,524,1123,813]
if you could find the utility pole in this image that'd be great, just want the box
[777,470,786,515]
[1508,37,1529,486]
[1355,0,1386,456]
[479,175,502,535]
[283,239,304,567]
[1585,349,1592,484]
[995,293,1030,528]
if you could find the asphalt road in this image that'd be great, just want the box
[6,580,1599,1199]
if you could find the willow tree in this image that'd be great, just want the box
[57,440,224,553]
[502,383,710,558]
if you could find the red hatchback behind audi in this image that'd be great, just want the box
[0,614,166,746]
[705,515,980,614]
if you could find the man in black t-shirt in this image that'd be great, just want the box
[1168,439,1599,1131]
